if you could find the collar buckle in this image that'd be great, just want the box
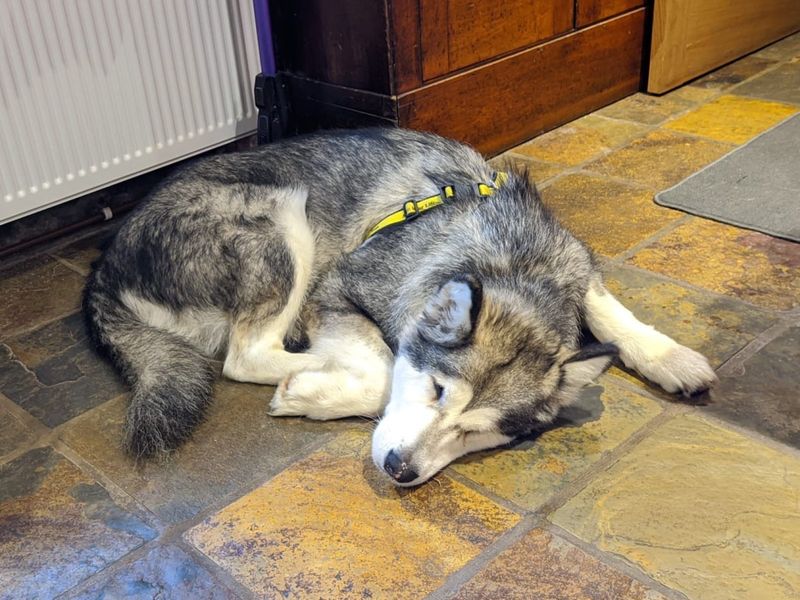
[403,199,420,220]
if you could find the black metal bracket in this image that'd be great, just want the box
[254,73,291,144]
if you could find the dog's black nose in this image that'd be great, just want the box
[384,450,418,483]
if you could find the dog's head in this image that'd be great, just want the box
[372,274,617,486]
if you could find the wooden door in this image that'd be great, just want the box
[649,0,800,93]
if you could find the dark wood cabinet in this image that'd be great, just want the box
[577,0,644,27]
[419,0,574,79]
[271,0,647,155]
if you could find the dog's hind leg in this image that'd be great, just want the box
[583,279,717,395]
[269,313,393,419]
[222,312,326,385]
[223,185,326,385]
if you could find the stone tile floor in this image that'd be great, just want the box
[1,33,799,600]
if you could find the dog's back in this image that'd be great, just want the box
[84,128,490,456]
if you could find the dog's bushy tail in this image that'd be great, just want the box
[83,271,214,458]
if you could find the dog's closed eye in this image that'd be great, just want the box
[433,380,445,404]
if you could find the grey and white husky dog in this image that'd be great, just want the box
[84,128,716,485]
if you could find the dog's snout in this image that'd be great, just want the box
[383,450,418,483]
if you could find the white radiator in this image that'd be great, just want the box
[0,0,261,225]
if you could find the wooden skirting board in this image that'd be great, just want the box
[649,0,800,93]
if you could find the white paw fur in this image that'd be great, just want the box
[269,369,384,420]
[627,342,717,396]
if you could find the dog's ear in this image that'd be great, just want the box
[561,343,618,387]
[418,275,482,347]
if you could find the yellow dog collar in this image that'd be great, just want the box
[364,171,508,241]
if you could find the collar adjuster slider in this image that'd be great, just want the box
[403,200,420,220]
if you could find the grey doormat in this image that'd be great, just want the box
[655,113,800,242]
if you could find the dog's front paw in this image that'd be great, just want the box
[269,373,314,417]
[641,344,717,396]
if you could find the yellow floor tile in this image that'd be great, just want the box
[489,153,565,184]
[664,95,797,144]
[185,432,520,599]
[603,266,777,369]
[552,414,800,600]
[628,218,800,311]
[513,115,649,166]
[584,129,733,190]
[541,173,681,256]
[595,93,694,125]
[452,380,661,511]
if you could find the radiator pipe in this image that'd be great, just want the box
[0,201,137,261]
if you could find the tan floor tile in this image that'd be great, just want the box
[60,380,360,523]
[513,115,649,166]
[734,62,800,105]
[690,55,778,90]
[595,93,694,125]
[0,256,85,339]
[453,528,668,600]
[185,431,520,599]
[552,414,800,600]
[584,129,733,190]
[0,447,156,598]
[452,380,661,511]
[754,32,800,62]
[489,152,566,184]
[0,403,38,458]
[628,218,800,311]
[662,85,719,105]
[603,266,777,369]
[664,95,797,144]
[541,174,681,256]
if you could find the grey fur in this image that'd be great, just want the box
[84,128,716,476]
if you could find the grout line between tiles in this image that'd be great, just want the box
[54,541,163,600]
[160,430,340,537]
[52,437,167,531]
[174,538,256,600]
[535,407,684,519]
[602,260,796,316]
[605,214,693,265]
[1,308,84,342]
[0,389,50,436]
[50,254,91,277]
[441,467,530,516]
[563,168,659,191]
[55,534,251,600]
[423,514,543,600]
[0,429,56,467]
[545,523,692,600]
[714,318,797,377]
[684,409,800,460]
